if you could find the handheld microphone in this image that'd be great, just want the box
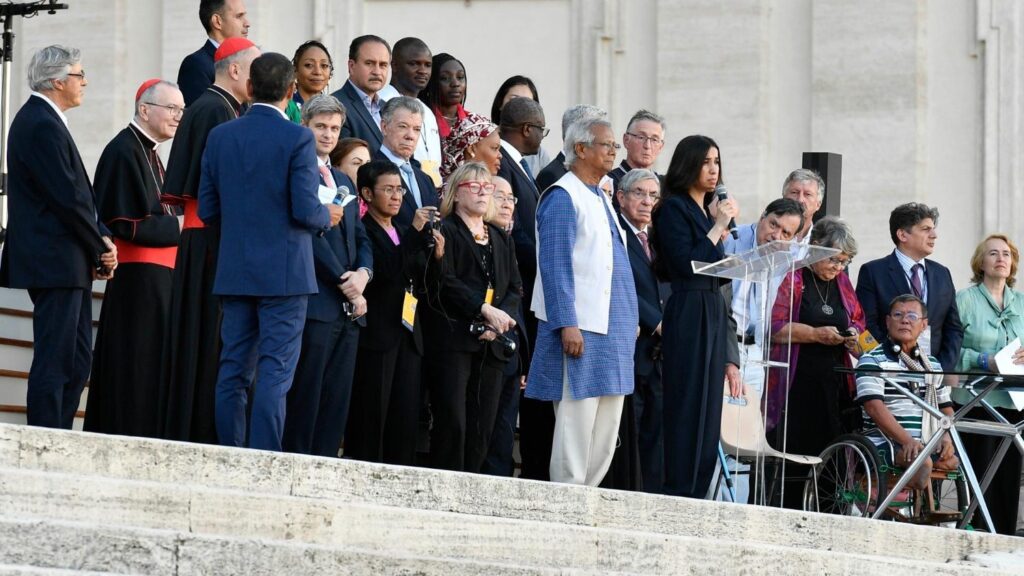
[332,185,350,206]
[714,184,739,240]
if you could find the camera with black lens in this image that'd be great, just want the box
[424,210,441,248]
[469,322,517,360]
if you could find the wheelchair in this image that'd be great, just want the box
[803,429,971,526]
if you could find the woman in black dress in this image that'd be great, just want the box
[346,160,442,465]
[651,135,740,498]
[767,216,865,508]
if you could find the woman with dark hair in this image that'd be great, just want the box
[330,138,371,217]
[420,161,522,473]
[490,75,539,126]
[419,53,468,154]
[651,134,740,498]
[286,40,334,123]
[346,159,443,465]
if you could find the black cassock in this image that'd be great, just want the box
[158,85,240,443]
[85,123,180,437]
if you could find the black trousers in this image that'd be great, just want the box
[634,365,665,494]
[426,349,504,472]
[27,288,92,429]
[481,370,522,476]
[346,335,421,465]
[282,314,360,457]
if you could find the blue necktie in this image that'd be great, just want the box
[519,157,539,195]
[400,162,422,208]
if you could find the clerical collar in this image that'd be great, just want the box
[129,120,159,150]
[30,92,67,127]
[209,83,243,115]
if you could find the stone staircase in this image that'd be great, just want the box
[0,423,1022,575]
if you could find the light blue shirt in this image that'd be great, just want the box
[347,80,381,127]
[380,145,422,208]
[894,248,928,302]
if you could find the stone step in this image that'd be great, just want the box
[0,466,1011,576]
[0,565,119,576]
[2,423,1020,566]
[0,516,578,576]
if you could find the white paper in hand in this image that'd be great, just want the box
[317,184,336,205]
[994,338,1024,375]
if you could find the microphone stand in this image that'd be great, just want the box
[0,0,68,249]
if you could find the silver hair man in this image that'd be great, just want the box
[28,45,80,92]
[560,104,607,141]
[380,95,423,124]
[564,117,613,168]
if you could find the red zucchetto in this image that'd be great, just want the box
[214,37,256,62]
[135,78,163,102]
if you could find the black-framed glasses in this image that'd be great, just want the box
[524,123,550,138]
[65,71,86,80]
[626,132,664,147]
[144,102,186,118]
[889,310,923,323]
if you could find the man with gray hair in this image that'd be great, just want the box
[85,79,185,437]
[371,96,439,229]
[781,168,825,242]
[160,37,260,443]
[0,45,117,429]
[535,104,608,192]
[526,117,638,486]
[284,94,372,456]
[608,109,666,191]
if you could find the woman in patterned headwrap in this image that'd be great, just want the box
[441,112,502,182]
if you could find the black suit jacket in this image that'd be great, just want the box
[0,96,109,289]
[359,216,431,354]
[332,80,384,153]
[534,151,567,193]
[421,216,522,354]
[370,148,439,230]
[177,40,216,107]
[496,150,540,302]
[855,251,963,371]
[620,215,670,376]
[307,169,373,323]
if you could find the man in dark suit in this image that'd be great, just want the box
[198,53,343,451]
[331,35,390,154]
[0,45,117,429]
[372,96,439,229]
[177,0,250,107]
[614,169,669,493]
[856,202,963,371]
[283,94,373,458]
[607,110,666,192]
[535,104,607,193]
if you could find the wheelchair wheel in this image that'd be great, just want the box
[923,465,970,525]
[804,433,887,518]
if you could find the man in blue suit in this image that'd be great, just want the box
[331,35,390,154]
[856,202,963,371]
[199,53,343,451]
[283,94,373,457]
[0,45,117,429]
[615,169,670,492]
[177,0,250,107]
[372,96,439,229]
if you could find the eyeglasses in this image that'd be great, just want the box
[626,132,664,147]
[524,123,550,138]
[827,256,851,269]
[593,141,622,151]
[494,194,518,206]
[889,310,923,323]
[627,189,660,202]
[374,185,406,196]
[457,181,496,195]
[144,102,186,118]
[65,71,86,80]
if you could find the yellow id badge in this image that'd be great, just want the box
[420,159,442,187]
[402,290,418,332]
[485,287,494,306]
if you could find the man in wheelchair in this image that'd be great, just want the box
[854,294,959,491]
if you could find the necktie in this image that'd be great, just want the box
[910,264,924,299]
[319,164,337,189]
[636,230,652,260]
[400,163,422,208]
[519,157,533,178]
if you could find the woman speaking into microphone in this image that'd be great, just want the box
[421,161,522,473]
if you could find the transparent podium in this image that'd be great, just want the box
[692,240,839,505]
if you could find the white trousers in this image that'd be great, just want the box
[550,358,624,486]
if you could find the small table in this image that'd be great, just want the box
[837,367,1024,530]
